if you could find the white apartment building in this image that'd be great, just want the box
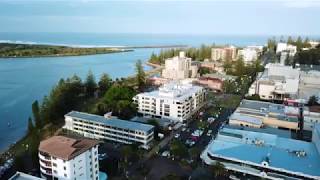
[237,48,258,64]
[248,63,300,101]
[211,46,237,61]
[133,81,206,123]
[162,51,199,80]
[64,111,154,149]
[276,43,297,57]
[38,136,99,180]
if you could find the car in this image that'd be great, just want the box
[174,133,180,138]
[185,139,196,147]
[207,117,215,123]
[161,151,170,157]
[98,153,108,160]
[182,127,186,132]
[207,130,213,136]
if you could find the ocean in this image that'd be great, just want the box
[0,32,309,151]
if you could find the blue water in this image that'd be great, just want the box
[0,32,317,152]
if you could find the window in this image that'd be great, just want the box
[53,170,57,174]
[63,160,66,163]
[64,166,66,170]
[52,163,57,167]
[52,157,57,160]
[64,174,67,178]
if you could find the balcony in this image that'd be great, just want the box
[39,151,51,161]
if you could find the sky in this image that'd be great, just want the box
[0,0,320,35]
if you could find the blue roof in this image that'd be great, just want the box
[65,111,154,132]
[207,128,320,177]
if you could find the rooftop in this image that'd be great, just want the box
[229,112,263,126]
[202,73,236,81]
[206,128,320,178]
[137,81,203,101]
[66,111,154,132]
[39,135,99,161]
[9,172,44,180]
[238,99,299,123]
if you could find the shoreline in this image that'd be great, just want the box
[0,49,133,59]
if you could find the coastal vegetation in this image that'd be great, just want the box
[1,60,148,176]
[149,44,214,64]
[294,44,320,65]
[0,43,131,58]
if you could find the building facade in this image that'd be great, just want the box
[133,82,206,123]
[162,51,199,80]
[276,43,297,57]
[211,46,237,61]
[237,48,258,64]
[64,111,154,149]
[248,63,300,101]
[39,136,99,180]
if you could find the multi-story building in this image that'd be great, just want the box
[229,99,300,130]
[248,63,300,101]
[211,46,237,61]
[38,135,99,180]
[133,81,206,123]
[201,126,320,180]
[237,47,258,64]
[229,99,320,131]
[161,51,199,80]
[64,111,154,149]
[276,43,297,57]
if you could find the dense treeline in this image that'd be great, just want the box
[294,45,320,65]
[0,43,130,58]
[149,44,216,64]
[223,59,264,94]
[267,36,312,52]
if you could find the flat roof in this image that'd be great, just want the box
[39,135,99,161]
[238,100,299,123]
[229,112,263,126]
[206,128,320,178]
[225,125,291,138]
[9,172,43,180]
[136,82,203,101]
[66,111,154,132]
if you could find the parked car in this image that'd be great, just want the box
[207,117,215,124]
[182,127,187,132]
[161,151,170,158]
[185,139,196,147]
[98,153,108,160]
[174,133,180,139]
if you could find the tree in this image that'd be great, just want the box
[32,100,41,128]
[98,73,112,97]
[135,60,146,91]
[211,162,227,178]
[170,140,188,159]
[189,147,201,161]
[27,117,35,135]
[147,119,161,140]
[85,70,97,97]
[121,145,133,164]
[308,96,319,106]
